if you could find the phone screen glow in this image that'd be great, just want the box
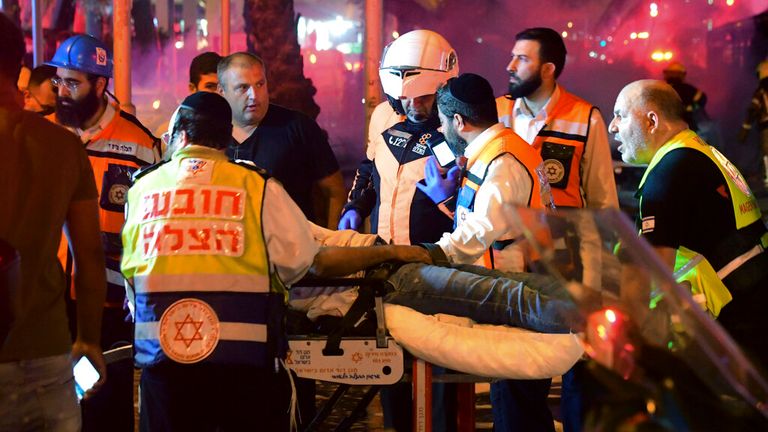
[73,357,99,400]
[432,142,455,167]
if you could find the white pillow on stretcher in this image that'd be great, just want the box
[385,304,584,380]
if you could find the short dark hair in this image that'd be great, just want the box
[171,107,233,150]
[189,51,223,86]
[515,27,567,79]
[217,52,267,88]
[639,84,685,122]
[0,13,25,81]
[28,65,56,88]
[436,77,497,128]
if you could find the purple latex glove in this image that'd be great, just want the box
[415,156,461,204]
[338,208,362,231]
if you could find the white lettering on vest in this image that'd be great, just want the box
[141,186,246,222]
[140,220,245,258]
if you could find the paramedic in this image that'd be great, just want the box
[436,72,555,432]
[122,92,325,431]
[46,33,160,432]
[339,29,460,245]
[611,79,768,366]
[496,27,618,432]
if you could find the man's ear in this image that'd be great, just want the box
[453,113,466,132]
[94,76,107,97]
[647,110,660,134]
[541,62,556,80]
[188,82,197,93]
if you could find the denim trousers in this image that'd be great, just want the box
[0,353,80,432]
[385,263,580,333]
[385,263,583,432]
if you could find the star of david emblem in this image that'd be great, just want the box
[351,352,363,363]
[186,159,207,175]
[174,314,204,348]
[546,166,559,176]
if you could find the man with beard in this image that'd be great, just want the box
[434,72,550,290]
[495,27,618,432]
[46,34,160,432]
[611,79,768,367]
[338,30,461,430]
[497,27,616,210]
[340,29,460,245]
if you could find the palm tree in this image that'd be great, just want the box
[243,0,320,120]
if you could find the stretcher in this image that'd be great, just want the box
[286,268,584,432]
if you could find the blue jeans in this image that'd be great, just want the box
[385,263,580,333]
[0,353,80,432]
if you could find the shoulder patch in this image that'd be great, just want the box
[132,159,170,183]
[230,159,270,178]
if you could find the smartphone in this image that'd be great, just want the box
[428,139,456,169]
[73,356,100,400]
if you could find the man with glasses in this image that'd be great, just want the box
[46,34,160,432]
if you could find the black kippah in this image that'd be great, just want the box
[447,73,495,105]
[179,91,233,128]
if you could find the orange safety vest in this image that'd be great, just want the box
[455,127,552,269]
[497,89,595,208]
[51,107,160,306]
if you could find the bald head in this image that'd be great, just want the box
[609,80,689,164]
[621,79,686,123]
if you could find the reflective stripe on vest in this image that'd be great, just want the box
[133,273,269,293]
[640,130,762,317]
[496,90,593,207]
[122,145,275,367]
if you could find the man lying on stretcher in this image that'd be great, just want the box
[299,222,582,335]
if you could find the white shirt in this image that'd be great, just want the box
[262,177,320,285]
[436,124,532,271]
[510,85,618,209]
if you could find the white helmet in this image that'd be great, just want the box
[379,29,459,100]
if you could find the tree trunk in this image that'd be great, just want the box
[243,0,320,120]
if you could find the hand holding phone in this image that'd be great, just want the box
[71,340,107,401]
[416,157,461,204]
[427,139,456,170]
[73,356,100,400]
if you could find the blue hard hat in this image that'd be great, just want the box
[46,34,113,78]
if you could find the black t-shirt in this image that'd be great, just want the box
[638,148,749,270]
[226,104,340,221]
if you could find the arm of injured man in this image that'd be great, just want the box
[307,245,432,278]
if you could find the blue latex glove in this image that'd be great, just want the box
[337,208,362,231]
[415,156,461,204]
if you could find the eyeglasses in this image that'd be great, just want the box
[51,76,83,92]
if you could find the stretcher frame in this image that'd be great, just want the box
[289,273,485,432]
